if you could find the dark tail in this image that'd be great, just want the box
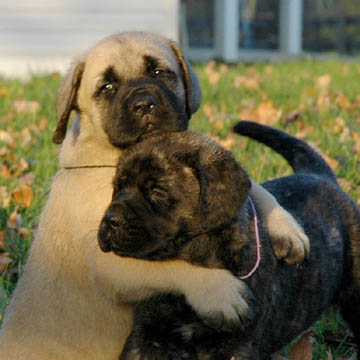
[233,121,337,183]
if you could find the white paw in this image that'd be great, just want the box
[184,268,253,330]
[268,207,310,265]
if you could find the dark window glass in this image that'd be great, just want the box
[239,0,279,50]
[303,0,360,55]
[183,0,215,48]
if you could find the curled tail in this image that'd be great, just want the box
[233,121,337,183]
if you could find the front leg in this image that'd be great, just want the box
[87,246,252,330]
[250,180,310,265]
[120,295,254,360]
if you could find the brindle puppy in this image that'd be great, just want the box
[98,123,360,360]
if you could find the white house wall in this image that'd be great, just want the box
[0,0,179,78]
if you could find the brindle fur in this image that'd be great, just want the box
[98,123,360,360]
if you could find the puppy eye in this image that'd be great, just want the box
[154,69,165,76]
[100,83,113,93]
[149,187,168,202]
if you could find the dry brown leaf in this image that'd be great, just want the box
[207,72,220,85]
[316,92,333,112]
[0,88,9,97]
[37,118,48,130]
[308,142,339,171]
[316,74,332,90]
[0,231,5,248]
[13,157,30,177]
[322,153,339,171]
[234,75,260,90]
[0,147,9,157]
[0,130,14,145]
[283,109,301,125]
[12,99,40,113]
[239,98,282,126]
[1,165,12,179]
[205,61,221,85]
[0,253,12,273]
[352,95,360,110]
[19,128,33,147]
[288,332,313,360]
[338,178,353,193]
[264,65,274,75]
[7,206,23,230]
[257,99,282,125]
[203,104,217,123]
[295,125,315,139]
[18,172,35,186]
[352,131,360,153]
[336,92,351,110]
[11,184,33,208]
[0,186,11,208]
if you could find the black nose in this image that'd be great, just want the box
[131,94,158,114]
[104,212,122,230]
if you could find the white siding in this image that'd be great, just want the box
[0,0,179,78]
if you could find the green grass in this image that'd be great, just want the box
[1,59,360,358]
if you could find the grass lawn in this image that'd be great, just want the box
[1,58,360,358]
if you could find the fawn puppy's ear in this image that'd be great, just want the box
[53,60,85,144]
[169,41,202,118]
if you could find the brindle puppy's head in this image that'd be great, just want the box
[53,32,202,148]
[98,132,251,260]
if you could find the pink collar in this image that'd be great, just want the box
[239,197,261,279]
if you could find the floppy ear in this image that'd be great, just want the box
[53,60,85,144]
[180,143,251,232]
[169,41,202,118]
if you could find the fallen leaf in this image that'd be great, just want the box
[308,142,339,171]
[288,332,313,360]
[295,125,315,139]
[13,157,30,177]
[18,173,35,186]
[1,165,12,179]
[203,104,217,123]
[0,186,11,208]
[18,227,30,236]
[212,120,224,131]
[0,253,12,273]
[239,98,282,126]
[264,65,274,75]
[336,92,351,110]
[0,88,9,97]
[352,131,360,153]
[283,109,301,125]
[11,184,34,208]
[316,74,332,90]
[316,91,334,112]
[7,206,23,230]
[12,99,40,114]
[207,72,220,85]
[0,231,5,248]
[37,118,48,130]
[0,130,14,145]
[0,147,9,156]
[338,178,353,193]
[234,75,260,90]
[19,128,33,147]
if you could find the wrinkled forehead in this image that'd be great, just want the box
[82,34,179,84]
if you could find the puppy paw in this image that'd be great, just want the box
[183,268,253,331]
[267,207,310,265]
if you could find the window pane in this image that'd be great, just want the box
[239,0,279,49]
[303,0,360,54]
[183,0,215,48]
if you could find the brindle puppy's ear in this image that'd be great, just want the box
[179,142,251,232]
[53,60,85,144]
[168,41,202,118]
